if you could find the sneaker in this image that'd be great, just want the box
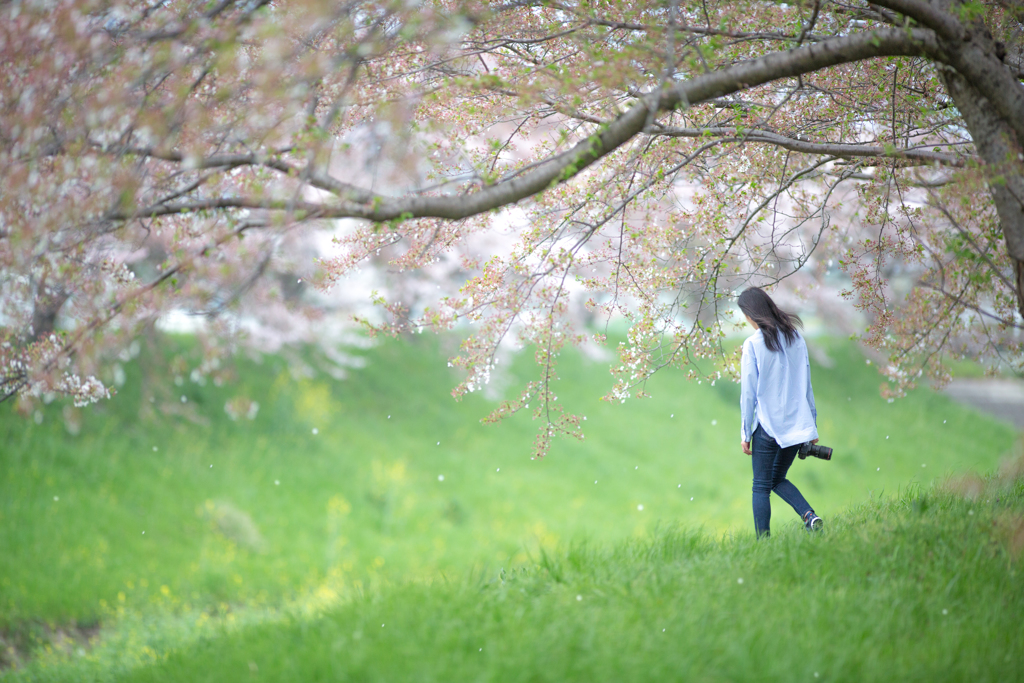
[803,511,823,531]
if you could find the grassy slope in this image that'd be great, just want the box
[0,334,1019,678]
[45,471,1024,682]
[142,474,1024,683]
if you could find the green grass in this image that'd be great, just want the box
[21,464,1024,682]
[138,476,1024,683]
[0,333,1019,678]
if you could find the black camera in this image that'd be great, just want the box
[798,442,833,460]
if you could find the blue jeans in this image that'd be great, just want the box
[751,425,813,537]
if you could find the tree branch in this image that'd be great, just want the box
[868,0,965,40]
[118,27,940,225]
[650,124,966,166]
[117,147,375,204]
[873,0,1024,145]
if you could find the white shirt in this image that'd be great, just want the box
[740,329,818,448]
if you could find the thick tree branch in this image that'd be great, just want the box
[120,27,939,225]
[873,0,1024,146]
[868,0,965,40]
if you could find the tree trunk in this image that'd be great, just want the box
[940,69,1024,318]
[28,281,69,342]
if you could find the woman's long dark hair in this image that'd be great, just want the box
[737,287,802,353]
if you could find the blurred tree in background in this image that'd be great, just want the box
[2,0,1022,454]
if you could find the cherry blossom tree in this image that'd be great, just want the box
[2,0,1022,455]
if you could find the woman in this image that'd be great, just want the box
[738,287,823,538]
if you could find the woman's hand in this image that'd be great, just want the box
[741,441,751,455]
